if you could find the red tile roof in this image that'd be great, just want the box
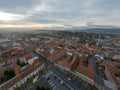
[76,55,94,79]
[0,59,43,90]
[22,53,31,60]
[14,65,21,76]
[106,65,119,85]
[57,56,78,70]
[47,49,66,61]
[33,59,43,66]
[87,45,102,51]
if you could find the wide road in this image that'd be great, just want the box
[21,42,88,90]
[30,76,49,90]
[34,52,88,90]
[50,65,87,90]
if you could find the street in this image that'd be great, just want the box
[21,42,89,90]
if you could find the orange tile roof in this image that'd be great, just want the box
[11,46,23,51]
[14,65,21,76]
[33,59,43,66]
[106,65,119,85]
[57,56,78,70]
[0,59,43,90]
[26,64,31,68]
[76,55,94,79]
[47,49,66,61]
[77,65,94,79]
[87,45,102,51]
[22,53,32,60]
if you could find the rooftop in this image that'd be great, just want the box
[76,55,94,79]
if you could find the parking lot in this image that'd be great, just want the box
[45,71,74,90]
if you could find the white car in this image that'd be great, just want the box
[51,83,54,87]
[68,78,71,81]
[52,86,56,90]
[49,81,53,85]
[48,80,51,83]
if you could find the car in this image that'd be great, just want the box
[48,81,52,84]
[62,82,65,86]
[52,86,56,90]
[49,81,53,85]
[48,80,51,83]
[60,81,62,84]
[68,78,71,81]
[51,83,54,87]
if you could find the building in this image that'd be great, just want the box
[75,55,94,85]
[104,65,120,90]
[47,49,66,62]
[55,55,78,71]
[0,58,45,90]
[87,45,102,51]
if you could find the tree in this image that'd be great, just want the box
[4,69,15,81]
[14,86,21,90]
[17,59,26,67]
[90,85,98,90]
[35,86,40,90]
[29,77,33,84]
[41,86,45,90]
[35,86,50,90]
[45,87,50,90]
[0,77,4,84]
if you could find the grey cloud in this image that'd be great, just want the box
[0,0,40,14]
[0,0,120,26]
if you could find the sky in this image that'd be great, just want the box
[0,0,120,29]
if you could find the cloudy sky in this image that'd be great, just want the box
[0,0,120,29]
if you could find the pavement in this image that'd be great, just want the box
[45,71,67,90]
[50,65,88,90]
[30,75,50,90]
[20,42,90,90]
[92,55,104,86]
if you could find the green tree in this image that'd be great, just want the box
[14,86,21,90]
[41,86,46,90]
[29,77,33,84]
[45,87,50,90]
[17,59,26,67]
[3,69,15,82]
[35,86,50,90]
[35,86,41,90]
[90,85,98,90]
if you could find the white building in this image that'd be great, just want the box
[28,57,39,65]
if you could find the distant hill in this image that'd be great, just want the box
[0,27,120,35]
[74,28,120,35]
